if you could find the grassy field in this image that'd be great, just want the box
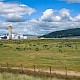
[0,72,64,80]
[0,39,80,71]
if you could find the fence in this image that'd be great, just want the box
[0,63,80,80]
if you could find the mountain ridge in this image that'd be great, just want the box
[41,28,80,38]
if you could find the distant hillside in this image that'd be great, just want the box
[41,28,80,38]
[23,34,35,36]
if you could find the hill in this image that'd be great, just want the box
[41,28,80,38]
[23,34,35,36]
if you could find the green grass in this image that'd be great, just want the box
[0,72,64,80]
[0,39,80,71]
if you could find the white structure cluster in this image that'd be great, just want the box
[0,26,38,40]
[7,34,24,39]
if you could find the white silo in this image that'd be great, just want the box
[8,26,12,39]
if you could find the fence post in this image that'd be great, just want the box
[7,63,9,72]
[20,64,23,74]
[33,65,35,72]
[0,64,2,72]
[49,66,51,75]
[33,65,35,75]
[65,67,67,80]
[7,63,8,67]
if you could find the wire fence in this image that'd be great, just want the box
[0,63,80,80]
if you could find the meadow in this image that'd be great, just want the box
[0,39,80,72]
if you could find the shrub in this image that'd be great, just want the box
[35,48,39,51]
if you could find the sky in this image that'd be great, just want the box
[0,0,80,35]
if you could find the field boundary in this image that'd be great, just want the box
[0,64,80,80]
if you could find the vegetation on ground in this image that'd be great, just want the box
[0,72,64,80]
[0,39,80,71]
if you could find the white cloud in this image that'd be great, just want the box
[61,0,80,3]
[5,13,24,22]
[0,20,80,36]
[67,0,80,3]
[0,8,80,36]
[52,16,62,21]
[40,9,62,22]
[74,15,80,21]
[0,2,36,22]
[59,8,70,19]
[40,8,73,22]
[59,8,70,17]
[59,8,74,21]
[39,9,54,21]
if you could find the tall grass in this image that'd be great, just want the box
[0,72,64,80]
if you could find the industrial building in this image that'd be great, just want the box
[0,26,38,40]
[7,34,24,40]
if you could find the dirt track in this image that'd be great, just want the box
[0,66,80,77]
